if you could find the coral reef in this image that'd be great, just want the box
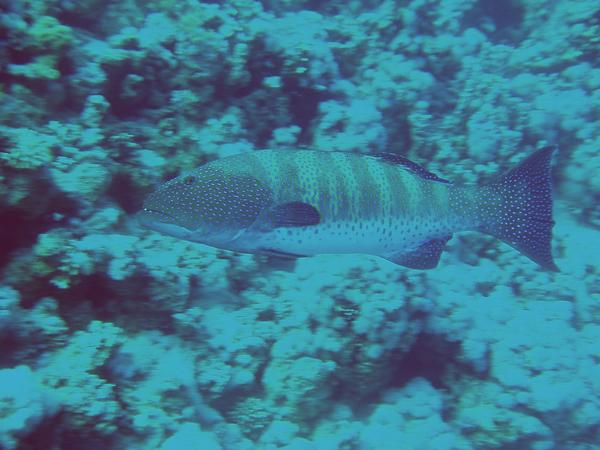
[0,0,598,449]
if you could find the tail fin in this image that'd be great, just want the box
[481,147,558,271]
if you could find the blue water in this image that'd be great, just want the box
[1,1,599,449]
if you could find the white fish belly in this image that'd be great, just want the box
[250,217,455,257]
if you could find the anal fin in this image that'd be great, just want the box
[256,248,307,271]
[259,248,308,259]
[383,235,451,269]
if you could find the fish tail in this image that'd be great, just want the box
[480,146,558,271]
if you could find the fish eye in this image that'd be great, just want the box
[183,175,196,185]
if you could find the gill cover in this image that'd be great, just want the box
[141,164,273,235]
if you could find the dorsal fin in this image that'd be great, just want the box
[372,153,450,184]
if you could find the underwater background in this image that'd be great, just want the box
[0,0,599,449]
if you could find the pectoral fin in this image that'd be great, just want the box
[257,201,321,230]
[383,236,451,269]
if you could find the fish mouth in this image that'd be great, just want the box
[138,208,178,227]
[138,207,194,240]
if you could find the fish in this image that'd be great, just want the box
[139,147,558,271]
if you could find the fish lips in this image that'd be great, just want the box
[138,208,174,227]
[138,208,193,240]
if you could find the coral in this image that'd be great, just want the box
[190,108,255,160]
[0,286,67,364]
[256,11,340,88]
[225,396,275,440]
[269,125,302,147]
[7,55,61,80]
[563,140,600,227]
[137,13,178,50]
[258,420,300,447]
[160,423,222,450]
[465,106,522,162]
[309,404,360,449]
[80,95,111,128]
[26,16,73,52]
[49,161,111,201]
[421,243,600,446]
[1,12,73,83]
[312,99,388,152]
[0,127,57,170]
[37,321,125,432]
[454,380,553,449]
[0,365,58,450]
[262,356,336,422]
[486,301,600,439]
[0,9,74,84]
[359,378,472,450]
[102,331,223,447]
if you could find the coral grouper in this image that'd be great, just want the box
[140,147,558,270]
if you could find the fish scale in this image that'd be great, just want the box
[140,147,558,270]
[365,156,392,218]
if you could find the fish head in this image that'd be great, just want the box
[139,163,272,246]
